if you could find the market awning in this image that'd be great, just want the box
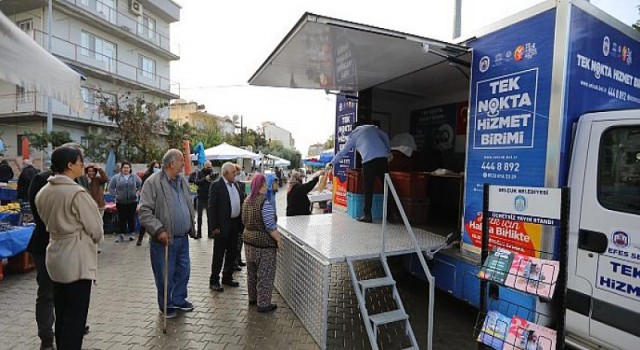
[249,12,470,96]
[204,142,261,160]
[0,10,84,112]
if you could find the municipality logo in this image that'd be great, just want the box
[514,195,527,212]
[479,56,490,73]
[612,231,629,248]
[603,36,610,57]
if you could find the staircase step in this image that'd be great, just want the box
[358,277,395,290]
[369,309,408,326]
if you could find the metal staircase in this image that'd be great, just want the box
[346,254,418,350]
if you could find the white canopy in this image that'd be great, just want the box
[265,154,291,167]
[0,11,83,112]
[204,142,261,160]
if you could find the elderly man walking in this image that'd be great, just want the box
[139,149,196,318]
[207,162,245,291]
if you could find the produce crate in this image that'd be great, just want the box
[346,192,384,219]
[390,171,428,200]
[347,168,383,194]
[7,252,35,273]
[399,198,429,225]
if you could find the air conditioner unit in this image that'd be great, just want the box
[129,0,143,17]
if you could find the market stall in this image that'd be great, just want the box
[0,225,35,281]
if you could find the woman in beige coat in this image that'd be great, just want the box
[35,146,104,350]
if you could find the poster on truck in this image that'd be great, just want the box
[333,94,357,208]
[463,9,556,255]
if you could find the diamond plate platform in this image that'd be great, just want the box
[277,211,447,263]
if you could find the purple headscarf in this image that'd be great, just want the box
[249,173,266,202]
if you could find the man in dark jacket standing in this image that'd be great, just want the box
[195,161,217,239]
[207,162,245,291]
[17,159,39,202]
[0,156,14,183]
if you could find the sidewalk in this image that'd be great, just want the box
[0,181,476,349]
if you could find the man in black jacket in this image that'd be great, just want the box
[16,159,39,202]
[0,157,14,183]
[195,161,217,239]
[207,162,245,291]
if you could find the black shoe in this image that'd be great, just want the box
[221,279,240,287]
[233,265,242,271]
[257,303,278,313]
[40,338,54,350]
[356,215,373,223]
[136,239,142,246]
[238,261,246,267]
[248,300,257,306]
[84,325,90,335]
[195,235,202,240]
[209,282,224,292]
[175,301,194,312]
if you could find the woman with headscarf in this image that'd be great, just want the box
[35,146,104,349]
[286,169,326,216]
[241,173,281,313]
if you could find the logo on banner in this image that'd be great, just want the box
[514,45,525,62]
[479,56,490,72]
[612,231,629,248]
[603,36,610,56]
[514,195,527,212]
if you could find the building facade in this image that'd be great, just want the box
[170,99,236,134]
[307,143,324,157]
[259,121,294,149]
[0,0,180,164]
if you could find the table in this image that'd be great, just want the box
[0,226,34,259]
[0,187,17,201]
[307,190,333,212]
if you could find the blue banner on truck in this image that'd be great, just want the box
[333,94,357,208]
[463,9,556,252]
[562,5,640,183]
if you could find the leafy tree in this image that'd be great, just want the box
[84,132,114,162]
[97,91,166,163]
[322,134,335,151]
[25,131,73,153]
[194,123,224,149]
[166,120,196,150]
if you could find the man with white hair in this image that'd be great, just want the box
[17,159,39,202]
[139,149,196,318]
[207,162,245,291]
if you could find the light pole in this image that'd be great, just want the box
[46,0,53,162]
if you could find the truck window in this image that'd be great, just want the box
[598,126,640,215]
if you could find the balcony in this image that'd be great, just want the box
[0,91,170,124]
[58,0,179,59]
[33,29,180,99]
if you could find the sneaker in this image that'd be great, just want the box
[175,301,194,312]
[209,281,224,292]
[115,234,124,242]
[128,234,135,241]
[160,308,177,319]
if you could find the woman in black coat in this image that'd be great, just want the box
[285,170,325,216]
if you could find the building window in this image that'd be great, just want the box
[81,87,96,108]
[138,15,156,40]
[80,137,89,149]
[17,19,33,36]
[16,85,32,103]
[16,134,24,157]
[80,0,116,23]
[81,31,116,67]
[138,55,156,79]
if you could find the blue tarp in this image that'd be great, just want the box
[193,142,206,166]
[0,226,33,259]
[105,148,116,177]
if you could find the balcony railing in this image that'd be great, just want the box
[0,91,170,123]
[60,0,178,56]
[33,29,180,96]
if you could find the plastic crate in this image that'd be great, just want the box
[346,192,383,219]
[7,252,35,273]
[390,171,428,200]
[347,168,384,194]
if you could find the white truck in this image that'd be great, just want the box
[250,0,640,348]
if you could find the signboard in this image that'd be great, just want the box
[333,94,357,208]
[464,9,556,254]
[488,186,562,226]
[411,103,458,154]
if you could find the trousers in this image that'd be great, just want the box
[150,235,191,309]
[31,253,54,343]
[210,217,241,283]
[362,157,389,217]
[53,279,92,350]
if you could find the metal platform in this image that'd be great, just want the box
[275,211,446,349]
[277,211,446,263]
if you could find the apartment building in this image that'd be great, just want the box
[0,0,180,161]
[307,143,324,157]
[259,121,295,149]
[170,99,236,134]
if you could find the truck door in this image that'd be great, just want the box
[575,119,640,348]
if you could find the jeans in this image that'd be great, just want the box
[53,279,92,350]
[362,157,389,217]
[31,253,54,343]
[150,235,190,310]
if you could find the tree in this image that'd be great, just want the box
[193,123,224,149]
[84,132,114,162]
[166,120,196,150]
[97,91,166,163]
[25,130,73,153]
[322,134,335,151]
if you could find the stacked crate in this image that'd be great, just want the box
[346,169,384,219]
[389,171,429,225]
